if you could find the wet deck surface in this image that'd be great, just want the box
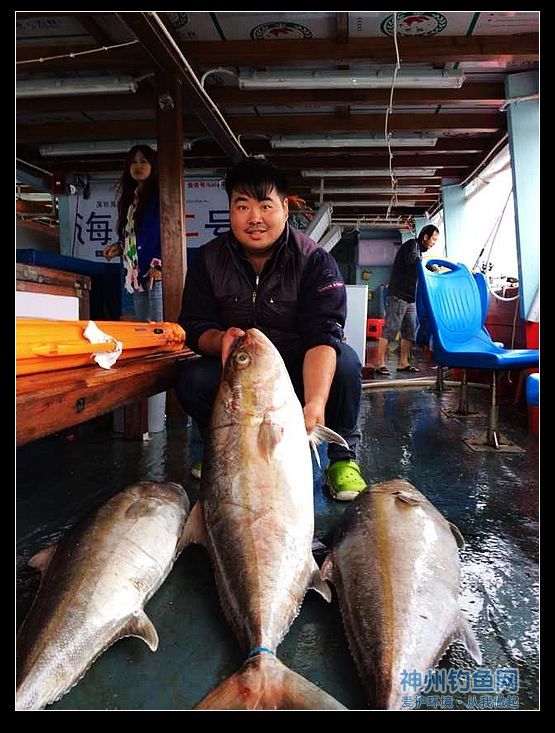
[16,346,539,710]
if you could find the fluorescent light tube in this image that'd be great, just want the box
[328,200,416,207]
[39,140,193,156]
[310,186,427,194]
[17,76,138,98]
[271,134,437,149]
[334,218,413,230]
[239,69,464,90]
[302,168,437,177]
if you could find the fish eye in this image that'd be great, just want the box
[234,351,251,367]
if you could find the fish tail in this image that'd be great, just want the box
[194,652,347,710]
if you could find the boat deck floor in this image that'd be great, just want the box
[16,345,539,710]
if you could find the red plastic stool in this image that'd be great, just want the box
[366,318,384,340]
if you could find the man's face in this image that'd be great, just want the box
[229,187,289,254]
[423,231,439,250]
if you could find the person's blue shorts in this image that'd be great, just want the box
[382,295,417,341]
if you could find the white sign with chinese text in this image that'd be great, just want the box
[66,180,229,261]
[184,180,229,248]
[67,182,119,261]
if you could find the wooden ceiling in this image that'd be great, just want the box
[16,11,539,226]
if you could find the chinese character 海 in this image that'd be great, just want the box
[85,211,113,246]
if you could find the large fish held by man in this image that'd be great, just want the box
[321,479,482,710]
[182,328,347,710]
[16,481,190,711]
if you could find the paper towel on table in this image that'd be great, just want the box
[83,320,123,369]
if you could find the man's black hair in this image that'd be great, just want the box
[225,156,288,202]
[418,224,439,243]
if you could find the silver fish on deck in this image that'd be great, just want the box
[183,328,347,710]
[321,479,482,710]
[16,481,190,711]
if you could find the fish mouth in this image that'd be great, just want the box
[222,333,248,367]
[223,330,267,367]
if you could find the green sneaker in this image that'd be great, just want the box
[190,461,202,480]
[325,460,367,501]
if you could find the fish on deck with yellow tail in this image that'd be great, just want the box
[321,479,482,710]
[16,482,190,711]
[182,327,348,710]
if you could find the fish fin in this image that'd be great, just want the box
[448,521,465,548]
[310,441,321,469]
[28,544,57,574]
[258,420,284,461]
[320,552,334,583]
[308,424,349,449]
[393,490,424,506]
[308,558,332,602]
[456,614,482,665]
[121,610,159,651]
[436,615,483,668]
[178,500,208,549]
[195,654,347,710]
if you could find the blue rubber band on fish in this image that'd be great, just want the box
[248,647,275,658]
[190,329,346,710]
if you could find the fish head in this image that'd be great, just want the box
[221,328,290,418]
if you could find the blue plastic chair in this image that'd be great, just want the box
[526,372,539,407]
[415,268,500,399]
[417,258,539,448]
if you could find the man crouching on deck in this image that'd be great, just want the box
[176,156,366,501]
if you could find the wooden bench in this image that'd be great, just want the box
[16,349,196,446]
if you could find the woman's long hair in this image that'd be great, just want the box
[116,144,159,240]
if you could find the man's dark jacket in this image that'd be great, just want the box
[178,224,346,364]
[388,237,425,303]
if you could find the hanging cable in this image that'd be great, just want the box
[385,12,401,219]
[200,67,238,88]
[482,188,520,303]
[471,212,500,272]
[17,40,139,65]
[499,93,539,112]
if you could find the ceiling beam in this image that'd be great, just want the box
[179,34,538,66]
[21,147,477,171]
[226,112,504,135]
[73,13,114,46]
[17,90,156,114]
[117,11,246,164]
[190,137,490,156]
[16,83,506,115]
[16,34,538,70]
[210,83,507,108]
[336,13,349,44]
[17,112,502,143]
[265,154,476,169]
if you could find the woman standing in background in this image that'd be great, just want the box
[103,144,163,321]
[103,144,166,433]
